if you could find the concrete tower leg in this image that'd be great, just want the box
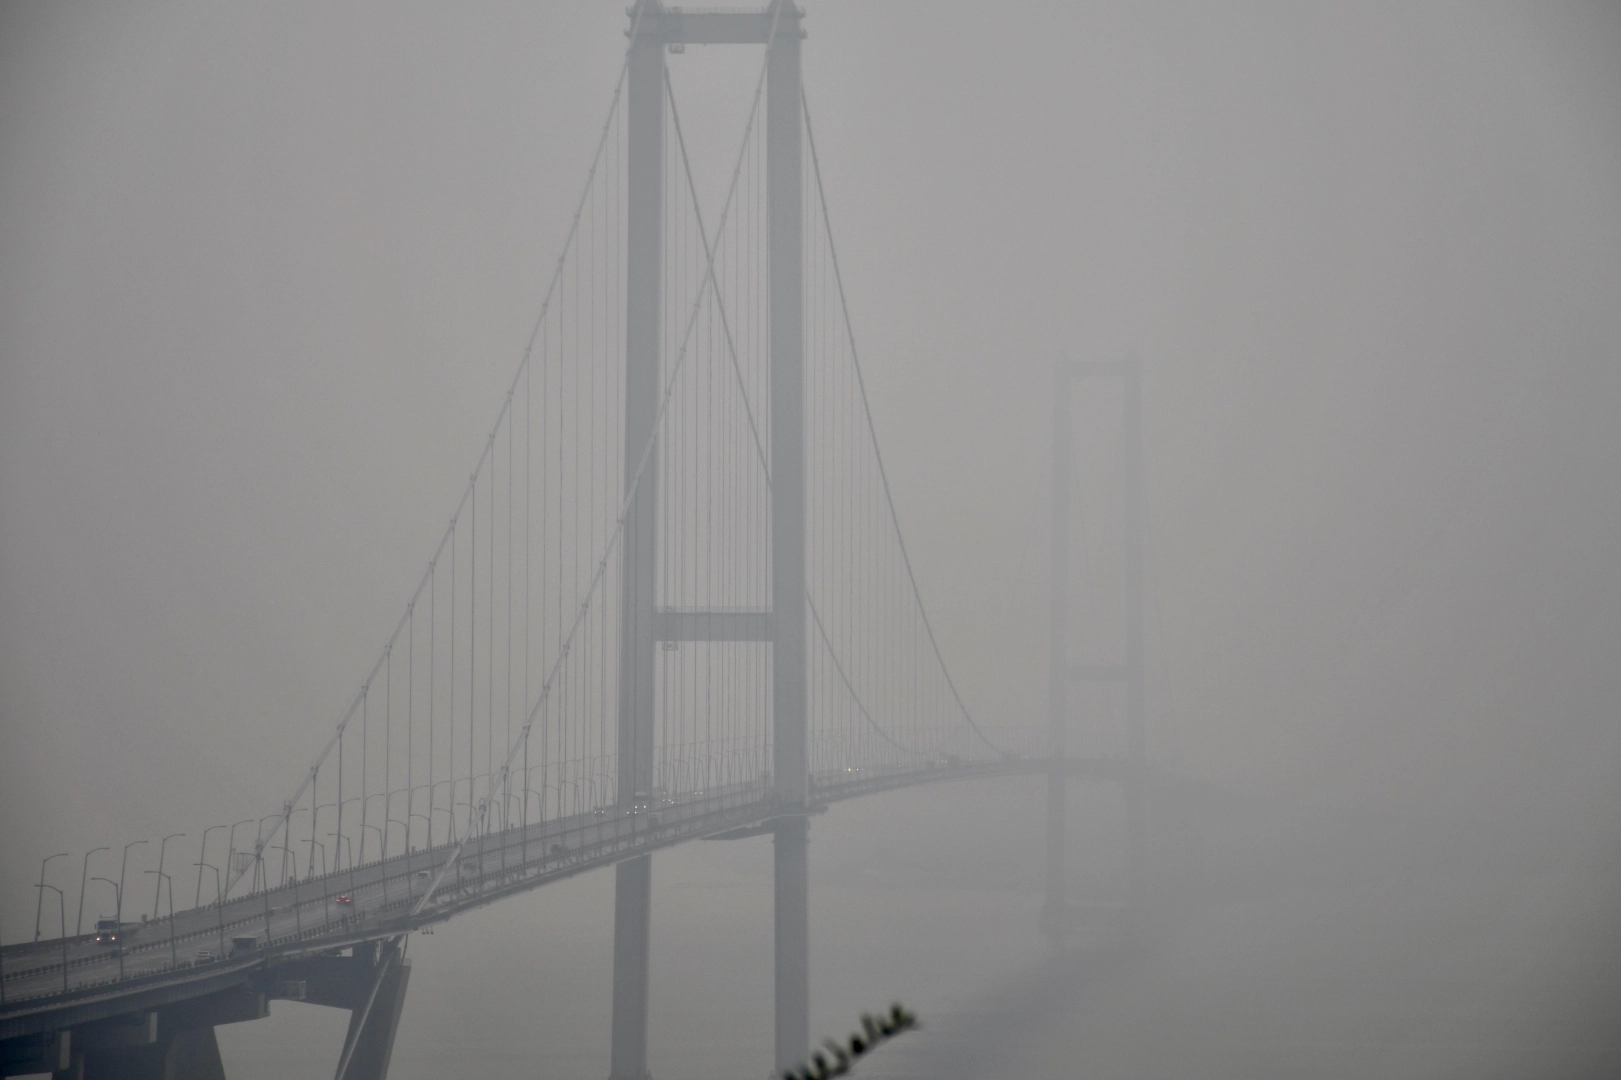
[336,952,412,1080]
[1043,362,1072,941]
[610,857,654,1080]
[772,818,809,1072]
[1045,355,1148,939]
[612,5,664,1080]
[766,1,807,1073]
[1122,355,1147,917]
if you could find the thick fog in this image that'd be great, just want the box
[2,3,1619,1078]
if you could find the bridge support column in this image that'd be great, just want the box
[1043,362,1072,940]
[1046,356,1148,940]
[609,857,653,1080]
[1122,355,1147,916]
[611,5,664,1080]
[772,818,809,1074]
[767,1,808,1073]
[335,952,411,1080]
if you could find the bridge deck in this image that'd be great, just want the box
[1,756,1113,1039]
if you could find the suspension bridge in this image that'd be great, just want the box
[1,5,1150,1077]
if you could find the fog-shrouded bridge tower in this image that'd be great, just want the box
[616,3,807,1078]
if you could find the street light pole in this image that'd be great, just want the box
[330,832,358,906]
[306,838,327,878]
[196,825,228,908]
[116,840,146,943]
[331,798,361,869]
[145,871,178,969]
[306,805,324,879]
[194,859,219,905]
[278,809,308,938]
[75,847,109,937]
[360,824,387,904]
[34,852,67,942]
[280,808,308,887]
[387,818,409,858]
[363,793,391,863]
[224,818,254,900]
[255,814,280,893]
[280,808,309,886]
[305,839,331,930]
[198,863,226,958]
[36,883,67,994]
[153,833,184,923]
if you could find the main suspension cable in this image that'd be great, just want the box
[665,69,917,758]
[802,87,1010,758]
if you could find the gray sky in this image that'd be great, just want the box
[3,0,1620,943]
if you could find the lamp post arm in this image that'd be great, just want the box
[37,884,67,993]
[76,847,108,938]
[154,834,184,922]
[34,852,67,942]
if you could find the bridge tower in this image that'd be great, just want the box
[613,4,807,1079]
[1044,356,1147,939]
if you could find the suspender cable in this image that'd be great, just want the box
[414,33,771,918]
[802,88,1009,758]
[253,52,637,871]
[666,76,908,759]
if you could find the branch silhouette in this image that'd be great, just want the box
[781,1003,920,1080]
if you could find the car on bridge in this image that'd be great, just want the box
[93,918,121,945]
[336,893,353,906]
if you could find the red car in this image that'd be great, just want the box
[336,894,353,906]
